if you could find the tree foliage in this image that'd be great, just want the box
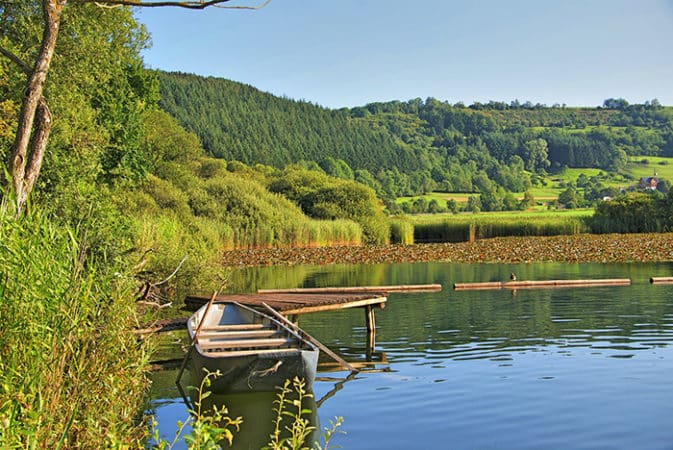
[157,72,673,202]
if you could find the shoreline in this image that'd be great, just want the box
[220,233,673,267]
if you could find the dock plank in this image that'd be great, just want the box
[185,292,388,315]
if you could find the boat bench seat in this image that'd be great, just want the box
[205,348,302,358]
[200,323,271,332]
[199,337,296,350]
[197,329,280,340]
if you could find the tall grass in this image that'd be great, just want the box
[389,218,414,245]
[412,212,591,243]
[0,208,151,448]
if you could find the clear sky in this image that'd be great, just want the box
[137,0,673,109]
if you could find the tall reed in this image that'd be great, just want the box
[389,218,414,245]
[413,214,590,243]
[0,208,151,448]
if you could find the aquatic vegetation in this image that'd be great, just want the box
[219,233,673,267]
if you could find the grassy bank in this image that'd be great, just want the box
[0,208,151,448]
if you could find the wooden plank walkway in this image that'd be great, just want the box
[184,292,388,316]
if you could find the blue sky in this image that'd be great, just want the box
[137,0,673,108]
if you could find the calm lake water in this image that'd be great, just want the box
[148,261,673,449]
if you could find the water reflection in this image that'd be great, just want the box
[150,261,673,449]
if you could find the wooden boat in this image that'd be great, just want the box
[187,301,319,394]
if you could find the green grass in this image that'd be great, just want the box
[0,208,151,447]
[627,156,673,180]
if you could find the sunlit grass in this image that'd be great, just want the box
[0,208,151,448]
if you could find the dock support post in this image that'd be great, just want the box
[365,305,376,334]
[365,305,376,353]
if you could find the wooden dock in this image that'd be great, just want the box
[185,292,387,316]
[453,278,631,291]
[185,285,441,340]
[185,291,388,339]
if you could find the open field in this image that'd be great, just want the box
[628,156,673,179]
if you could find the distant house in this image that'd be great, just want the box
[639,177,659,190]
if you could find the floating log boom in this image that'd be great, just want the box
[650,277,673,284]
[257,284,442,294]
[453,278,631,291]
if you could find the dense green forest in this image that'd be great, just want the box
[158,71,673,206]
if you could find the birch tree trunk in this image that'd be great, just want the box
[9,0,63,214]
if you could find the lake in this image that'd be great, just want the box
[148,261,673,449]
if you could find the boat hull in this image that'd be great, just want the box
[187,302,319,394]
[190,348,318,393]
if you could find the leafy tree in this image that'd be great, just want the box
[591,192,662,233]
[520,190,535,210]
[558,185,579,209]
[603,98,629,110]
[0,0,268,214]
[466,195,481,213]
[521,138,550,172]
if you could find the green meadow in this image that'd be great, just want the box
[398,156,673,209]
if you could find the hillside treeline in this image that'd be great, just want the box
[157,71,673,201]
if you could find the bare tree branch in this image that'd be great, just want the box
[0,45,31,75]
[87,0,271,10]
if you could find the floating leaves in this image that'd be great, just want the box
[221,234,673,267]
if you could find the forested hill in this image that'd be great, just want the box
[157,70,673,199]
[157,71,419,173]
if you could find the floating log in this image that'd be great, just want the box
[257,284,442,294]
[650,277,673,284]
[453,278,631,291]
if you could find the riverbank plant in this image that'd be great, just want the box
[265,377,345,450]
[0,207,151,448]
[389,218,414,244]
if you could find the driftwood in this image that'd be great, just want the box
[135,255,188,306]
[650,277,673,284]
[258,284,442,294]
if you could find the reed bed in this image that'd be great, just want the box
[0,209,151,448]
[389,219,414,245]
[412,212,591,243]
